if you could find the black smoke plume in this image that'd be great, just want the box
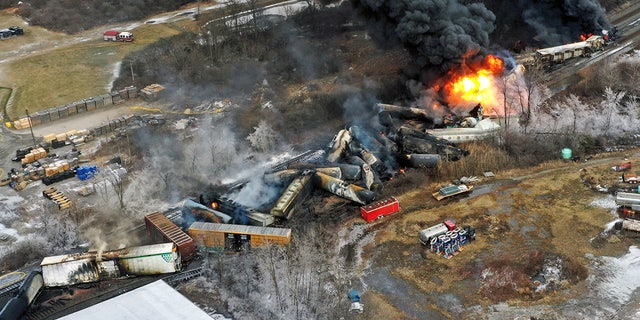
[515,0,610,46]
[351,0,496,80]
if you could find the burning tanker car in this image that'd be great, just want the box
[196,102,476,223]
[195,55,512,223]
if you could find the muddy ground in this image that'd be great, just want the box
[344,152,640,319]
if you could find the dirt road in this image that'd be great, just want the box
[356,151,640,319]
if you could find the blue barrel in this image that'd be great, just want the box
[561,148,572,160]
[430,237,438,252]
[442,236,453,258]
[436,235,446,254]
[459,229,467,245]
[450,230,459,252]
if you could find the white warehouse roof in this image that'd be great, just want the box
[58,280,214,320]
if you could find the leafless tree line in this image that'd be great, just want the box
[194,225,354,320]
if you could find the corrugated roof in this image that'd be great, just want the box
[189,221,291,237]
[58,280,215,320]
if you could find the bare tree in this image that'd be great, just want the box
[247,120,278,153]
[601,87,625,136]
[564,94,582,134]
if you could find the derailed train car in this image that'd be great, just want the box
[270,172,313,219]
[40,243,181,287]
[188,222,291,252]
[0,271,43,320]
[144,212,196,262]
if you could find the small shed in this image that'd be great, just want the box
[103,30,119,41]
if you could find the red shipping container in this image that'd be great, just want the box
[360,197,400,222]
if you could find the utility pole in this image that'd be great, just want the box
[25,109,37,148]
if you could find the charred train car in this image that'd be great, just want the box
[0,271,43,320]
[536,35,605,64]
[40,243,181,287]
[270,172,313,219]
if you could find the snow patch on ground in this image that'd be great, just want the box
[595,245,640,305]
[589,195,617,209]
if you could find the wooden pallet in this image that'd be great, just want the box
[43,187,73,210]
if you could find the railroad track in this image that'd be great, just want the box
[22,258,205,320]
[23,276,161,320]
[268,149,326,173]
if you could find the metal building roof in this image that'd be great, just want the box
[189,221,292,237]
[58,280,215,320]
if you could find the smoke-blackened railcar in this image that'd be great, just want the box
[270,173,313,219]
[188,222,291,252]
[535,35,605,65]
[144,212,196,262]
[40,243,181,287]
[0,271,43,320]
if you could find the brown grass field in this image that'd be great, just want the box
[0,10,189,121]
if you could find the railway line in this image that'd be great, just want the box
[542,2,640,96]
[22,264,205,320]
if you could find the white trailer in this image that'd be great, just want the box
[616,192,640,207]
[419,223,448,245]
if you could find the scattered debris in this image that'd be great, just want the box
[432,184,473,201]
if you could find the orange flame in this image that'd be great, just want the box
[580,33,593,41]
[441,54,505,113]
[211,202,218,210]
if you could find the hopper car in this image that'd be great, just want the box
[270,173,313,220]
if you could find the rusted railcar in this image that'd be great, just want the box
[188,222,291,252]
[144,212,196,262]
